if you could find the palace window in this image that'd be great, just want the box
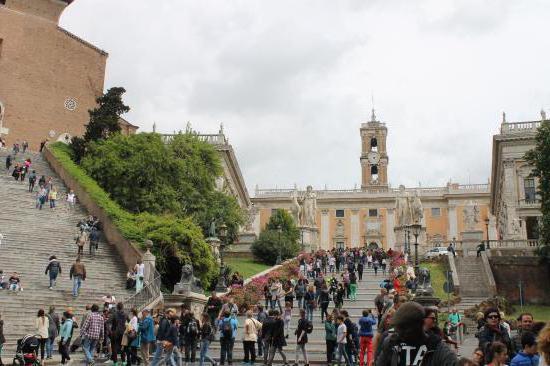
[431,207,441,217]
[368,209,378,217]
[335,209,345,218]
[524,178,536,203]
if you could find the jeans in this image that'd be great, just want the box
[72,275,82,296]
[151,340,165,366]
[306,305,314,322]
[294,344,308,365]
[243,340,256,363]
[337,343,352,366]
[46,337,55,358]
[359,336,373,366]
[83,336,98,365]
[220,337,234,365]
[49,271,58,288]
[199,339,216,366]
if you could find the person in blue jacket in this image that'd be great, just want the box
[358,309,377,366]
[140,309,156,366]
[510,332,540,366]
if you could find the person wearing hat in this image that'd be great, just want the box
[375,301,457,366]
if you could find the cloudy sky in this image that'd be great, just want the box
[61,0,550,192]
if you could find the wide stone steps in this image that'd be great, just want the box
[0,149,134,357]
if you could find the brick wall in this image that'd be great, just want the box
[490,256,550,305]
[0,2,107,150]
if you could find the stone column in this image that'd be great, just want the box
[142,240,157,285]
[320,210,330,249]
[386,208,395,249]
[351,210,360,247]
[448,204,458,239]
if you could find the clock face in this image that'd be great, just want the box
[367,151,380,164]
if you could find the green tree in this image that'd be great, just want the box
[251,209,300,264]
[525,119,550,261]
[70,87,130,162]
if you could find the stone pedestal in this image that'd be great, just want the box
[461,230,484,257]
[300,226,319,252]
[393,226,428,255]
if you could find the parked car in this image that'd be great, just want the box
[423,246,449,259]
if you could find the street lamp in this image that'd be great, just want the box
[410,224,422,275]
[215,223,228,293]
[276,225,283,265]
[484,217,490,249]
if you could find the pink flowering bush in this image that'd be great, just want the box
[226,259,300,311]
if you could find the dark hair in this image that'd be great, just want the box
[484,307,500,320]
[521,332,537,348]
[91,304,99,312]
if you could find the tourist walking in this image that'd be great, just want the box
[198,312,216,366]
[139,309,155,366]
[35,309,49,363]
[267,310,288,366]
[218,310,238,366]
[151,308,175,366]
[45,255,62,290]
[358,309,376,366]
[243,310,262,365]
[46,306,60,359]
[0,314,5,366]
[294,309,311,366]
[59,311,74,365]
[69,257,86,297]
[325,314,337,366]
[81,304,104,366]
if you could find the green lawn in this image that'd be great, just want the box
[226,257,271,279]
[508,305,550,323]
[420,261,450,301]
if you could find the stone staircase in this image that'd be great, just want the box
[208,267,384,364]
[0,149,134,356]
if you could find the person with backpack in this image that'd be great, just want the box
[183,312,199,364]
[294,309,312,366]
[375,302,457,366]
[199,312,216,366]
[243,310,262,365]
[218,310,238,366]
[45,255,62,290]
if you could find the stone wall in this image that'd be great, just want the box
[43,146,143,271]
[490,256,550,305]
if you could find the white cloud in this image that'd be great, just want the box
[61,0,550,191]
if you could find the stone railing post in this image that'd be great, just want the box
[143,240,156,285]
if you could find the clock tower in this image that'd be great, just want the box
[360,110,389,190]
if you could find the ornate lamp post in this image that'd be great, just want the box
[484,217,490,249]
[215,223,228,293]
[411,223,422,275]
[276,224,283,265]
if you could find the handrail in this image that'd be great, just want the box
[123,270,163,311]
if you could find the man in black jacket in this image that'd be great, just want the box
[375,302,457,366]
[151,308,175,366]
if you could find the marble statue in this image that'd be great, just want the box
[173,264,204,295]
[290,190,302,225]
[300,185,317,227]
[463,201,480,231]
[395,185,413,227]
[411,190,424,225]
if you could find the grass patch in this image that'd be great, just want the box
[508,305,550,323]
[226,257,271,279]
[420,261,450,301]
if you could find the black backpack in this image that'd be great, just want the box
[221,318,233,339]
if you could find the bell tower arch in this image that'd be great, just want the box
[360,109,389,190]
